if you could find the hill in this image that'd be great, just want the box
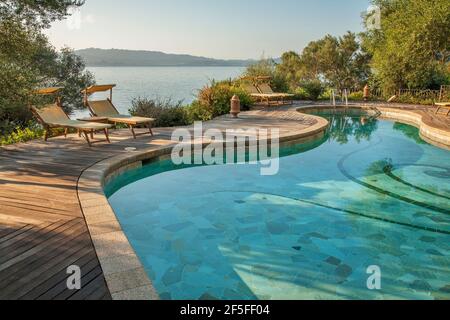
[75,48,254,67]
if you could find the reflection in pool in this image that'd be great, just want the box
[106,111,450,300]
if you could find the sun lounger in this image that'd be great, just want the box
[243,84,281,106]
[257,83,294,105]
[31,97,112,147]
[435,102,450,116]
[83,85,155,139]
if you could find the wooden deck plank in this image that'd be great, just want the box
[26,250,98,300]
[0,224,92,299]
[67,267,107,301]
[0,229,90,288]
[0,219,79,267]
[0,224,29,240]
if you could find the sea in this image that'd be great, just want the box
[73,66,245,118]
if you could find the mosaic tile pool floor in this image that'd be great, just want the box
[106,112,450,300]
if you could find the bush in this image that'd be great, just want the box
[129,97,190,127]
[0,122,44,146]
[292,87,310,100]
[185,100,214,122]
[186,80,253,122]
[395,94,435,105]
[298,80,325,100]
[348,91,364,101]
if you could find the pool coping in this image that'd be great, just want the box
[77,104,450,300]
[299,104,450,150]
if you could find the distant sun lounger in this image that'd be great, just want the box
[435,102,450,116]
[31,87,112,147]
[257,83,294,105]
[243,83,293,106]
[83,84,155,139]
[243,84,282,106]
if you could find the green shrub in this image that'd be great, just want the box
[0,122,44,146]
[187,80,253,122]
[298,80,325,100]
[292,87,310,100]
[395,95,434,105]
[348,91,364,101]
[129,97,189,127]
[185,100,214,122]
[319,89,332,101]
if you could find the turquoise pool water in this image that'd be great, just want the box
[106,111,450,300]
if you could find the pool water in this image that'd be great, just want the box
[106,112,450,300]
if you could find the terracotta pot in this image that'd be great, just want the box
[230,95,241,118]
[364,85,370,101]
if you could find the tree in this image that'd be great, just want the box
[0,18,54,129]
[0,0,84,28]
[51,48,95,112]
[362,0,450,93]
[276,51,302,88]
[297,32,371,90]
[243,57,289,92]
[0,0,93,133]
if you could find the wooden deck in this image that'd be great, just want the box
[0,127,181,300]
[0,104,448,300]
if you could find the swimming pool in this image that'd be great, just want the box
[105,110,450,300]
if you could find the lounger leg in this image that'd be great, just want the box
[104,128,111,143]
[82,131,92,147]
[78,129,82,137]
[147,123,154,136]
[64,128,68,138]
[44,129,49,141]
[129,125,137,139]
[90,129,94,140]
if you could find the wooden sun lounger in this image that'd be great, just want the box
[83,85,155,139]
[243,84,282,106]
[31,104,112,147]
[257,83,294,105]
[435,102,450,116]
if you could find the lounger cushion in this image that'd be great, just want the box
[88,100,120,117]
[88,100,155,124]
[107,115,155,125]
[243,84,262,95]
[258,83,294,97]
[48,120,112,130]
[33,104,112,130]
[35,103,70,124]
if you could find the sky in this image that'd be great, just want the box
[45,0,372,60]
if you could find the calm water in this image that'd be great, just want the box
[106,111,450,300]
[73,66,244,118]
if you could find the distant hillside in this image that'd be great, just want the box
[76,48,254,67]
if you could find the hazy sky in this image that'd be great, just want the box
[45,0,372,59]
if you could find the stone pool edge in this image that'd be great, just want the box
[77,112,329,300]
[298,105,450,150]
